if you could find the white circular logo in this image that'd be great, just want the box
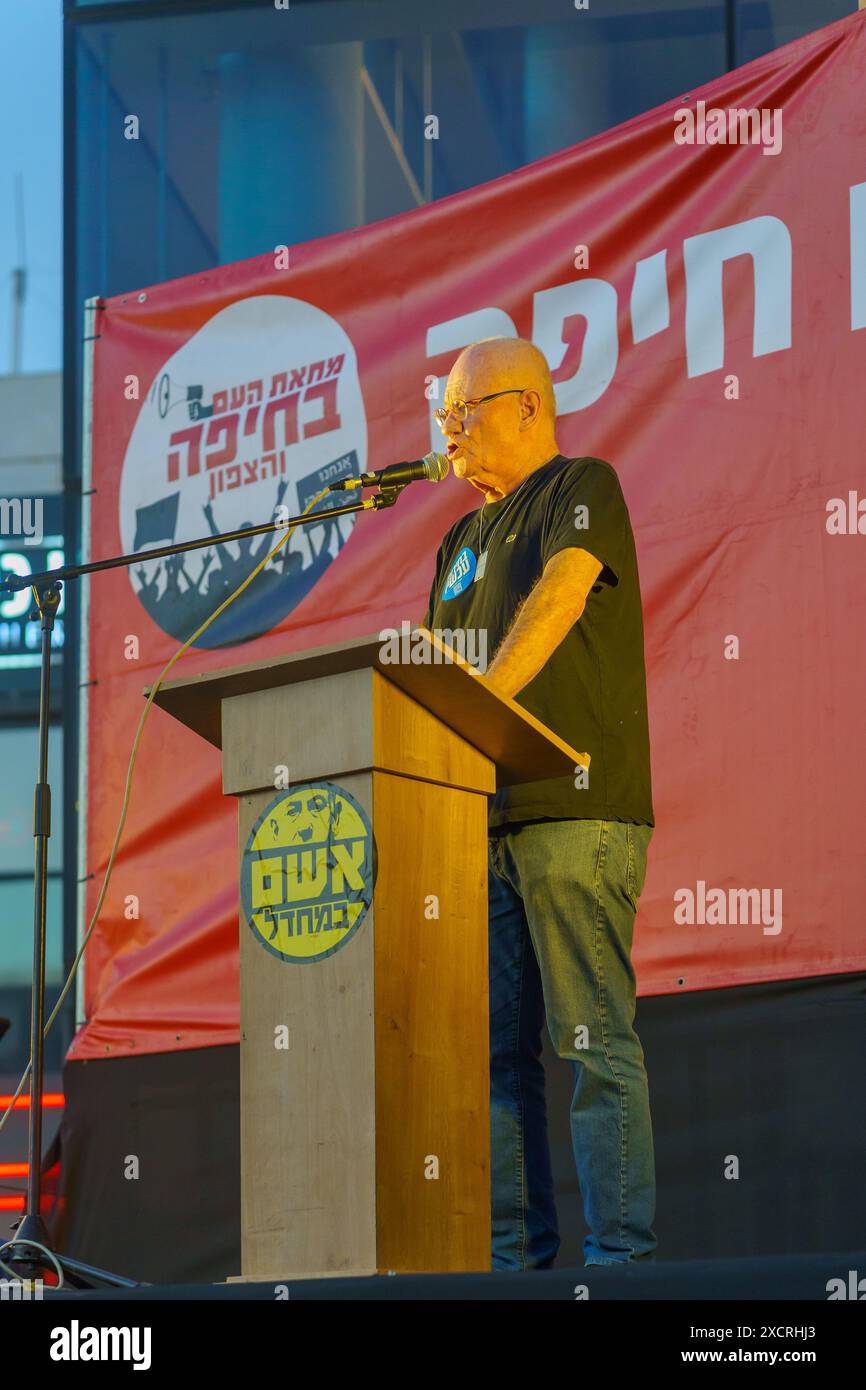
[119,295,367,647]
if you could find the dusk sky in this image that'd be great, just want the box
[0,0,62,374]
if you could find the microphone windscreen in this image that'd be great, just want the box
[423,452,450,482]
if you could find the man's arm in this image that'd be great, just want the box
[482,547,603,698]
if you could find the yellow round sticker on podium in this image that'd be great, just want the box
[241,783,376,963]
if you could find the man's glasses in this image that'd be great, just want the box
[433,388,527,429]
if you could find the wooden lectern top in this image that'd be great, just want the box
[148,625,589,788]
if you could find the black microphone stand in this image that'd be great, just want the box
[0,482,406,1289]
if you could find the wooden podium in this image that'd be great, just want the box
[151,627,588,1280]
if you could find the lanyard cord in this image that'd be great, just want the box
[475,454,561,556]
[477,478,528,555]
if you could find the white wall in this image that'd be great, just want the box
[0,371,62,496]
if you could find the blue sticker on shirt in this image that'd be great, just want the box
[440,546,477,600]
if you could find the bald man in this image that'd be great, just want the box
[421,337,656,1270]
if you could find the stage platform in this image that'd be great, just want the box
[41,1249,865,1301]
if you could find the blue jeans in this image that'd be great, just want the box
[488,818,657,1268]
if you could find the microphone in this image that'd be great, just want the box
[328,451,450,491]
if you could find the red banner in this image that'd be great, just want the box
[73,13,866,1060]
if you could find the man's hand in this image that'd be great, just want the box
[484,547,603,698]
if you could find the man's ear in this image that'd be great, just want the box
[519,389,542,428]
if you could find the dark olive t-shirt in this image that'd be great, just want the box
[422,454,654,829]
